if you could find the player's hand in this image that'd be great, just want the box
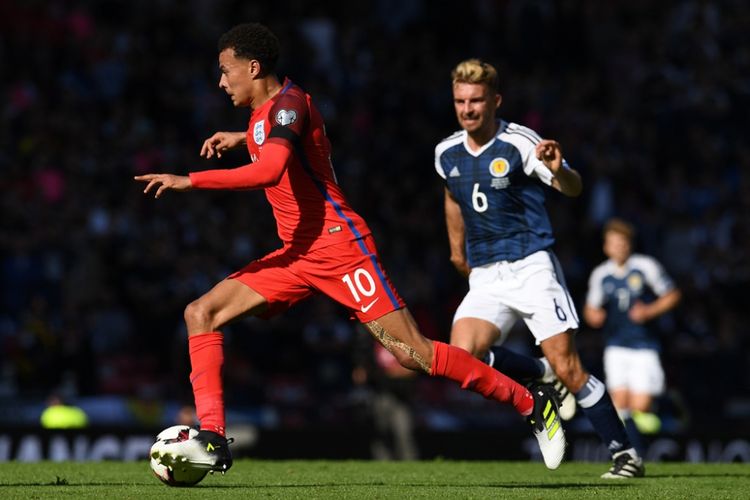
[584,305,607,329]
[628,300,650,324]
[200,132,246,159]
[450,257,471,278]
[134,174,193,198]
[535,139,563,174]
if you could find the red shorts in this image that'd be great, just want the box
[228,235,405,322]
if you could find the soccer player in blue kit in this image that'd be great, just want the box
[435,59,645,478]
[584,218,681,453]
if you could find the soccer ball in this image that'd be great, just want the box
[149,425,208,487]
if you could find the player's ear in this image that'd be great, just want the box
[495,93,502,109]
[248,59,262,78]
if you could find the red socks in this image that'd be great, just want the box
[188,332,226,436]
[187,335,532,436]
[431,341,534,416]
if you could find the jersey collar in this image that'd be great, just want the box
[251,77,293,119]
[462,119,504,157]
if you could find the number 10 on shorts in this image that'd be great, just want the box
[342,268,376,303]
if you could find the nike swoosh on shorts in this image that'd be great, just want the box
[360,298,379,313]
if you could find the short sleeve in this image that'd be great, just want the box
[434,145,447,179]
[500,123,555,186]
[586,265,607,307]
[267,92,309,144]
[635,255,676,296]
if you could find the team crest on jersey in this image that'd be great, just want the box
[489,157,510,189]
[253,120,265,144]
[489,158,510,177]
[627,274,643,293]
[275,109,297,126]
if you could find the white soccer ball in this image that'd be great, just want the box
[149,425,208,487]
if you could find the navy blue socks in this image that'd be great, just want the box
[576,375,634,456]
[484,346,545,381]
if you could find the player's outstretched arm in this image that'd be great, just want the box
[134,174,193,198]
[134,142,292,196]
[200,131,246,159]
[190,142,293,190]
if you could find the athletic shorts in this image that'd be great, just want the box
[453,250,580,344]
[228,234,405,322]
[604,346,665,395]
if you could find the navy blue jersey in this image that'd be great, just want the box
[435,120,569,266]
[586,254,676,350]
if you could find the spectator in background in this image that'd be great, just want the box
[353,337,419,460]
[584,218,682,454]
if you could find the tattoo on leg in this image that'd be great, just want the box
[365,320,430,373]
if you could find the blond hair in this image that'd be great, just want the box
[451,58,499,91]
[604,218,636,242]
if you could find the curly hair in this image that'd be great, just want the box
[218,23,279,75]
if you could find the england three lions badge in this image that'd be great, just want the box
[253,120,265,144]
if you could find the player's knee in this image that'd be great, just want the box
[184,299,214,331]
[451,320,499,358]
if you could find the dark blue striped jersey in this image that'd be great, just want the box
[435,120,569,265]
[586,254,676,350]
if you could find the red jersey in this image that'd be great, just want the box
[189,78,404,319]
[245,78,371,252]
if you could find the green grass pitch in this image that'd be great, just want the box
[0,460,747,499]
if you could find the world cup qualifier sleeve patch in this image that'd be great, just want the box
[275,109,297,126]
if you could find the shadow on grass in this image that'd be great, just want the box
[646,473,750,479]
[0,481,633,489]
[206,482,635,490]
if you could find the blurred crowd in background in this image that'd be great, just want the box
[1,0,748,436]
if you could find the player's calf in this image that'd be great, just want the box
[365,318,432,373]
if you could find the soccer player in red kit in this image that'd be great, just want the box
[136,23,565,473]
